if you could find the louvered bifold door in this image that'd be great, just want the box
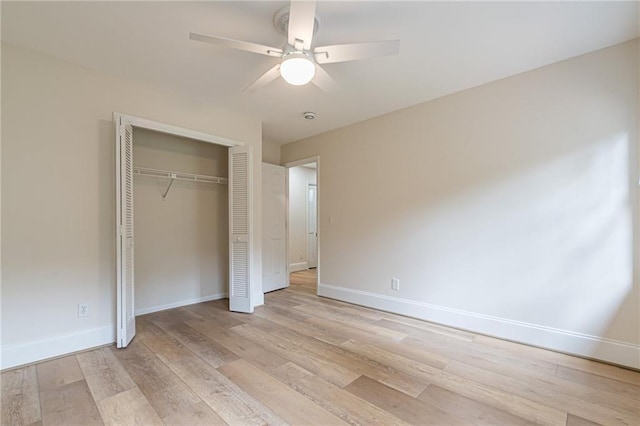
[116,120,136,347]
[229,146,253,313]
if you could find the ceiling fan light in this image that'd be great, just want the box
[280,54,316,85]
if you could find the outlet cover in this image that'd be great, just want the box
[391,278,400,291]
[78,304,88,317]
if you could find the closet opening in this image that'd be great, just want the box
[132,128,229,317]
[115,113,253,348]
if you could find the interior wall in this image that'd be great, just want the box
[1,43,263,369]
[262,140,281,165]
[133,128,228,315]
[281,40,640,368]
[288,165,317,271]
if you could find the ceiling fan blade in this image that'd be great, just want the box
[311,65,339,93]
[314,40,400,64]
[288,0,317,50]
[190,32,282,58]
[244,64,282,92]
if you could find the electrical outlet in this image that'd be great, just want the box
[391,278,400,291]
[78,304,88,317]
[299,252,304,260]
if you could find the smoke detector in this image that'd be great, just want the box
[303,112,316,120]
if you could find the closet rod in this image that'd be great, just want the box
[133,166,227,199]
[133,167,227,184]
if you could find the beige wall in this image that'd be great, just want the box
[288,165,317,269]
[262,140,281,165]
[282,41,640,368]
[1,43,263,368]
[133,129,228,314]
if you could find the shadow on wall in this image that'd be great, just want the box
[327,128,637,347]
[289,41,638,365]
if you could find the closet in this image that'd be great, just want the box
[115,113,253,348]
[132,128,228,316]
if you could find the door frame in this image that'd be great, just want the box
[284,156,320,293]
[114,112,246,346]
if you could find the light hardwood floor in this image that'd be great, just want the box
[2,269,639,425]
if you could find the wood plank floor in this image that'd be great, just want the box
[2,269,639,425]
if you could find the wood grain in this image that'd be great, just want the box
[555,365,640,401]
[418,383,536,425]
[1,366,41,426]
[140,320,285,425]
[163,322,238,368]
[402,331,558,377]
[376,316,477,342]
[219,359,348,425]
[271,326,428,398]
[39,380,103,425]
[95,387,163,426]
[36,356,84,391]
[272,362,410,426]
[566,414,603,426]
[295,303,408,342]
[230,323,361,388]
[253,304,350,346]
[345,376,469,425]
[445,360,637,426]
[475,334,640,386]
[181,302,245,328]
[341,339,566,425]
[2,270,639,426]
[161,401,227,426]
[185,318,289,371]
[112,339,200,419]
[77,347,136,401]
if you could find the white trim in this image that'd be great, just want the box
[1,326,115,371]
[114,113,243,147]
[284,157,319,168]
[253,291,265,307]
[289,261,309,272]
[135,293,228,316]
[318,282,640,370]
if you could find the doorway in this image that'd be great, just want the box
[285,158,319,293]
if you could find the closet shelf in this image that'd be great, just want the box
[133,167,227,199]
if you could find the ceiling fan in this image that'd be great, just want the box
[189,0,400,92]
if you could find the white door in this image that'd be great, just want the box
[115,117,135,348]
[229,146,254,313]
[307,183,318,269]
[262,163,287,292]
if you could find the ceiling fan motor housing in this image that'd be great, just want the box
[274,6,320,40]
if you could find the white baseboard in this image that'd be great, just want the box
[289,262,309,273]
[1,325,115,371]
[135,292,228,316]
[1,292,247,370]
[318,283,640,370]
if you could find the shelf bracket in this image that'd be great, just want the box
[162,174,176,199]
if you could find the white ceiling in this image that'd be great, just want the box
[2,1,638,145]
